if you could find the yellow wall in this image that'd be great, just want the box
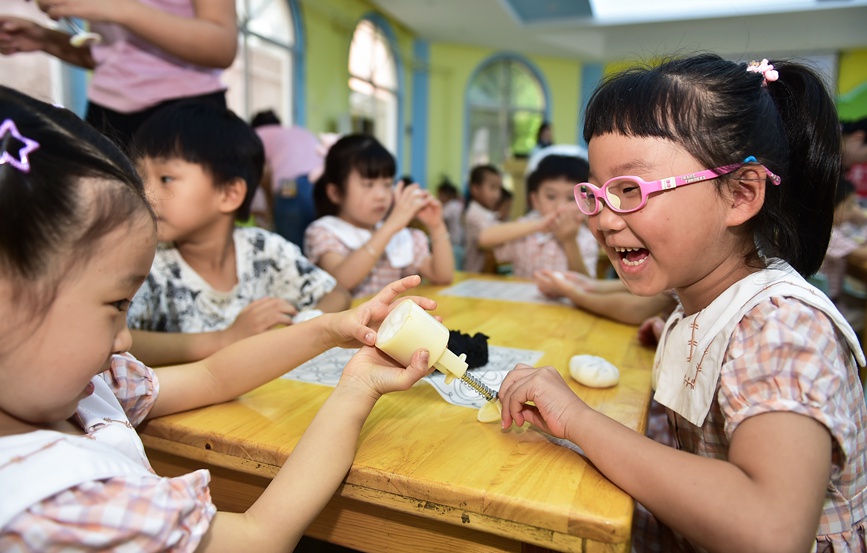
[298,1,867,188]
[299,0,414,167]
[426,42,581,191]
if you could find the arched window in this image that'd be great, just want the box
[348,18,399,153]
[226,0,300,124]
[466,56,548,168]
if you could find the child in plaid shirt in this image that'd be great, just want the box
[305,134,454,298]
[497,55,867,552]
[493,154,598,278]
[0,86,436,552]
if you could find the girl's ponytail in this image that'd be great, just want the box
[762,62,840,276]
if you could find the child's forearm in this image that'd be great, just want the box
[559,240,589,276]
[478,220,540,248]
[129,329,225,366]
[424,227,456,284]
[567,408,829,553]
[564,290,669,325]
[201,384,377,552]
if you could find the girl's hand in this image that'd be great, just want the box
[533,269,571,298]
[224,297,299,343]
[534,269,594,297]
[415,194,444,229]
[0,17,50,55]
[637,315,665,348]
[498,364,589,438]
[384,181,429,232]
[551,205,582,245]
[339,346,434,403]
[327,275,436,348]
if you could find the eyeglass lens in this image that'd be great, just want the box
[577,178,644,213]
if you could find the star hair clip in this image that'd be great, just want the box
[747,59,779,86]
[0,119,40,173]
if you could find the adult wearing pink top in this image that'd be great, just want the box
[0,0,236,151]
[250,109,324,247]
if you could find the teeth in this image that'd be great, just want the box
[614,246,642,252]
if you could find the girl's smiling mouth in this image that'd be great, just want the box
[614,246,649,267]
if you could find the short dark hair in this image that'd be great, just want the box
[313,134,395,217]
[527,154,589,196]
[584,53,840,276]
[250,109,281,129]
[469,164,500,186]
[0,84,154,313]
[132,101,264,221]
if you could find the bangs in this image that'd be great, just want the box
[583,68,709,149]
[353,138,396,180]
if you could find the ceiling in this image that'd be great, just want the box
[367,0,867,62]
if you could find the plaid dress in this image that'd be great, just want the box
[634,268,867,552]
[0,354,216,552]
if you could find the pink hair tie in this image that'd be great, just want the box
[747,59,779,86]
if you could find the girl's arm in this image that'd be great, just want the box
[477,214,555,249]
[414,199,455,285]
[0,16,95,68]
[500,363,832,553]
[147,276,434,418]
[39,0,237,68]
[312,285,352,313]
[197,346,434,552]
[564,289,674,325]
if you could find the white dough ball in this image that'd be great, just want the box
[569,355,620,388]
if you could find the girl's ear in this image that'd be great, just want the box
[219,177,247,214]
[725,167,767,227]
[325,182,342,206]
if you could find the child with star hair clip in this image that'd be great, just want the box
[0,84,437,552]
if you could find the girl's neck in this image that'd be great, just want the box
[676,254,762,316]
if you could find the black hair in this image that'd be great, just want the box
[437,178,458,198]
[469,164,500,186]
[313,134,395,217]
[250,109,281,129]
[0,85,154,313]
[527,154,590,197]
[132,101,264,221]
[583,53,840,277]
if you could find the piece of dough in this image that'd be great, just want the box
[477,399,502,423]
[569,354,620,388]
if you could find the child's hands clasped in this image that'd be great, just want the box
[385,181,438,232]
[498,363,590,438]
[549,204,583,245]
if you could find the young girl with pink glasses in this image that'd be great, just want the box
[498,54,867,551]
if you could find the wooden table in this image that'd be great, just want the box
[139,274,655,552]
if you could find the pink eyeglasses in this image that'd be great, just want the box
[573,156,781,216]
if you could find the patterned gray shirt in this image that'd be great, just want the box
[127,227,336,332]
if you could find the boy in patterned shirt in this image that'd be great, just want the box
[127,102,349,366]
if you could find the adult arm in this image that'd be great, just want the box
[39,0,237,68]
[0,16,95,68]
